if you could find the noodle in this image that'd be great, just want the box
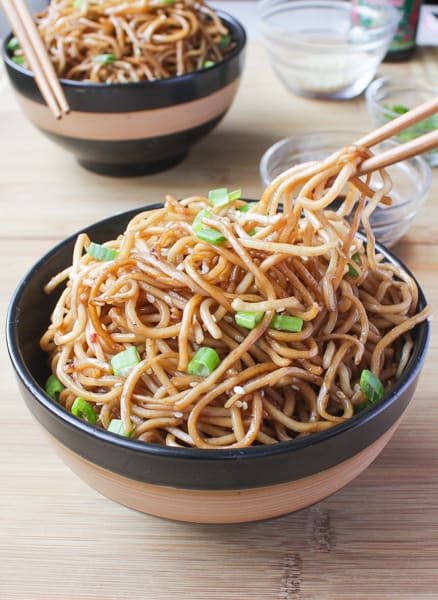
[40,143,431,449]
[10,0,234,83]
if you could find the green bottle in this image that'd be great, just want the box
[384,0,423,61]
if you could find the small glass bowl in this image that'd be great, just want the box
[258,0,399,100]
[259,131,432,247]
[366,76,438,167]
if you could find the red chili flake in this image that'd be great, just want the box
[90,333,98,343]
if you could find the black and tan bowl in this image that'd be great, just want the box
[1,11,245,176]
[6,206,431,523]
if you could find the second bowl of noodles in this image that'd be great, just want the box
[2,1,246,176]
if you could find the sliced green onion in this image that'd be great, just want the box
[347,252,361,278]
[187,347,220,377]
[385,104,409,116]
[218,34,231,49]
[360,369,384,404]
[235,310,264,330]
[192,208,211,233]
[203,60,215,69]
[270,314,304,332]
[107,418,134,437]
[12,56,25,65]
[208,187,242,208]
[239,201,258,212]
[355,370,385,414]
[87,242,118,262]
[196,228,226,245]
[359,369,384,404]
[73,0,85,8]
[158,0,175,4]
[111,346,141,377]
[44,374,64,401]
[71,397,97,425]
[7,37,20,52]
[93,53,117,64]
[208,188,230,208]
[249,229,257,236]
[228,189,242,202]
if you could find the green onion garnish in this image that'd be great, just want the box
[107,418,134,437]
[7,37,20,52]
[386,104,409,116]
[347,252,361,278]
[203,60,215,69]
[228,189,242,201]
[208,188,241,208]
[111,346,141,377]
[249,229,257,236]
[71,397,97,425]
[235,310,264,330]
[384,104,438,144]
[44,374,64,401]
[87,242,118,262]
[239,201,258,213]
[196,228,226,245]
[158,0,175,4]
[192,208,211,233]
[12,56,25,65]
[208,188,230,208]
[187,347,220,377]
[359,369,384,404]
[218,34,231,49]
[93,53,117,64]
[270,314,304,332]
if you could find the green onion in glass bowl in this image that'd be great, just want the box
[366,76,438,167]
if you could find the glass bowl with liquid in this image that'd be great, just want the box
[258,0,399,100]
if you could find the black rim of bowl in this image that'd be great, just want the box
[6,203,431,471]
[2,10,246,89]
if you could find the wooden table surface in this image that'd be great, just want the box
[1,39,438,600]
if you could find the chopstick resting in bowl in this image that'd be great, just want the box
[354,96,438,174]
[1,0,70,119]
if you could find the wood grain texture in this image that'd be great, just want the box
[1,41,438,600]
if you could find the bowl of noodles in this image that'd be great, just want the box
[1,0,246,176]
[7,144,431,523]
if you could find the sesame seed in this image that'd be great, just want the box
[233,386,245,394]
[146,294,155,303]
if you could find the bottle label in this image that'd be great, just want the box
[389,0,421,51]
[357,0,421,52]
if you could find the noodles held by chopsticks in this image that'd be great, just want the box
[40,144,431,448]
[10,0,234,83]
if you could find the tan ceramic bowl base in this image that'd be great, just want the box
[47,421,399,523]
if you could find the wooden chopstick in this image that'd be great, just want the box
[358,129,438,175]
[355,96,438,149]
[1,0,69,119]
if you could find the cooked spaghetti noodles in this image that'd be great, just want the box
[11,0,234,83]
[40,144,431,448]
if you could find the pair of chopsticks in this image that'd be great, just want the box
[1,0,69,119]
[355,96,438,174]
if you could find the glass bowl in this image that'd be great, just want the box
[366,76,438,167]
[258,0,399,100]
[259,130,432,247]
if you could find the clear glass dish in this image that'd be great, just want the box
[258,0,399,100]
[366,76,438,167]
